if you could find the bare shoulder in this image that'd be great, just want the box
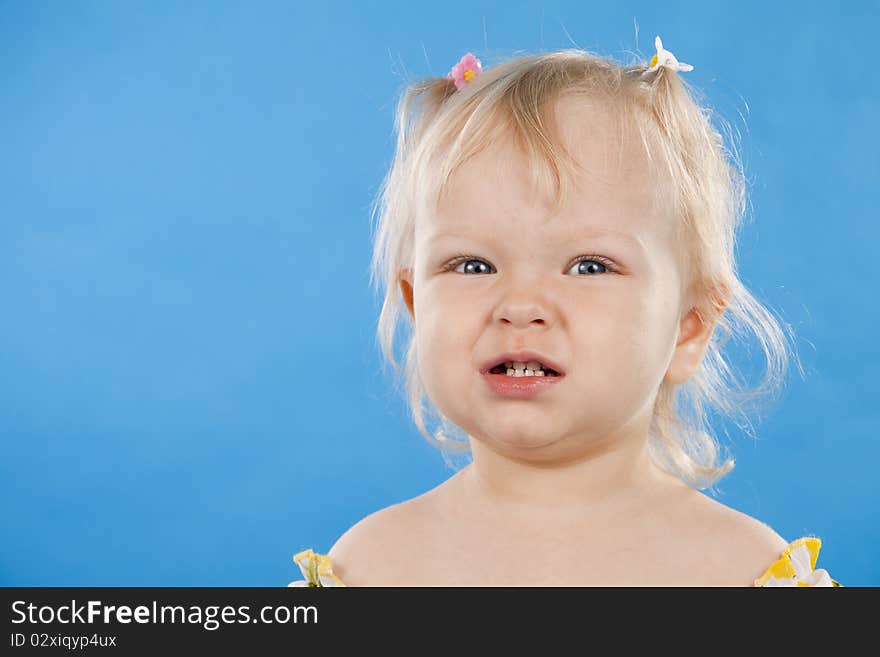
[687,492,791,585]
[327,496,435,586]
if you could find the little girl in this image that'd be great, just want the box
[290,36,840,587]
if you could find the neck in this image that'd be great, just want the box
[456,428,689,525]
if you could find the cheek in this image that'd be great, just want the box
[629,294,680,387]
[575,289,675,387]
[414,289,477,387]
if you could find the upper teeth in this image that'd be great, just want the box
[503,360,548,377]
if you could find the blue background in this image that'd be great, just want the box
[2,1,876,586]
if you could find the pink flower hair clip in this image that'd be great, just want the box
[643,35,693,77]
[447,52,483,91]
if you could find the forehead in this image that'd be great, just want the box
[424,95,677,245]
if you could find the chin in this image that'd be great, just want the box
[481,426,565,453]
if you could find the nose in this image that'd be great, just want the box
[491,264,558,329]
[493,299,552,329]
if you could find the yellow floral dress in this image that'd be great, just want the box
[288,536,842,587]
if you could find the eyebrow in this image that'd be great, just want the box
[426,228,645,252]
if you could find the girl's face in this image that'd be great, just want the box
[399,97,709,462]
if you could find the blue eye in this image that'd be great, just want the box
[443,254,617,275]
[449,258,494,274]
[567,258,611,275]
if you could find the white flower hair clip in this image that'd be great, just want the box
[643,35,693,77]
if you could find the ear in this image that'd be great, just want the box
[664,291,728,385]
[398,268,415,321]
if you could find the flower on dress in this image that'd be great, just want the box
[447,52,483,91]
[644,35,693,75]
[754,537,835,587]
[288,549,345,587]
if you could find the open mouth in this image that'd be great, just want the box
[487,362,562,377]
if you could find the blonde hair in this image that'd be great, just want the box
[367,47,801,491]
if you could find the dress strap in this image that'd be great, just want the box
[753,536,841,587]
[289,548,346,587]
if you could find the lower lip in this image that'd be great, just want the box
[481,372,565,398]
